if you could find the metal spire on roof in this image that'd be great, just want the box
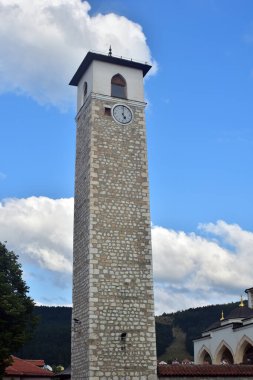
[108,45,112,56]
[239,295,245,307]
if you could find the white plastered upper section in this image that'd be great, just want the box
[77,60,144,111]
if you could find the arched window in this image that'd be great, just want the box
[83,81,88,97]
[111,74,127,99]
[220,347,234,364]
[236,336,253,363]
[82,81,88,105]
[243,344,253,364]
[197,346,212,364]
[215,342,234,364]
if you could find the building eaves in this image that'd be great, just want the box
[69,51,152,86]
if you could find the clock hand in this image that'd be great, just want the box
[122,106,126,120]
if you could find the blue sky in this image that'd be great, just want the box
[1,0,253,314]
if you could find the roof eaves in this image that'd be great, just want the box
[69,51,152,86]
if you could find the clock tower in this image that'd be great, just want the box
[70,51,157,380]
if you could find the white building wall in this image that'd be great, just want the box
[194,324,253,364]
[77,60,144,111]
[77,62,93,110]
[246,289,253,309]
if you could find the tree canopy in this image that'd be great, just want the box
[0,242,35,378]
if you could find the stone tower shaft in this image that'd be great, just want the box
[71,52,157,380]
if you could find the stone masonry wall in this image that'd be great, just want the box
[72,94,157,380]
[72,97,92,380]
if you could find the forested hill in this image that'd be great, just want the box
[157,301,239,362]
[17,306,72,367]
[16,301,239,367]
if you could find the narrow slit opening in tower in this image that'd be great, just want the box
[120,332,127,351]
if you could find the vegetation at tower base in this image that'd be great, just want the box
[0,242,36,378]
[15,301,239,366]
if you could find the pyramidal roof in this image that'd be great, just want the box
[226,305,253,320]
[204,302,253,333]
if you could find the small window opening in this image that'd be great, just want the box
[73,318,81,333]
[111,74,127,99]
[121,332,127,342]
[104,107,111,116]
[120,332,127,351]
[83,81,88,103]
[83,82,87,96]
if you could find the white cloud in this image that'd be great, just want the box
[0,196,73,274]
[0,196,252,312]
[154,285,233,316]
[0,0,156,109]
[152,222,253,313]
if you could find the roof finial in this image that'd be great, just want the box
[239,295,245,307]
[108,45,112,56]
[220,310,225,321]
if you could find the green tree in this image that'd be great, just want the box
[0,242,35,378]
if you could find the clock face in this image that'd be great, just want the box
[112,104,133,125]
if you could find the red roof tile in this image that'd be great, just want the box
[25,360,45,367]
[5,356,51,377]
[158,364,253,377]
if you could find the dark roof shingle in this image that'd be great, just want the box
[226,306,253,320]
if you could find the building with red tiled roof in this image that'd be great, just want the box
[194,288,253,365]
[25,360,45,368]
[158,364,253,378]
[4,356,53,380]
